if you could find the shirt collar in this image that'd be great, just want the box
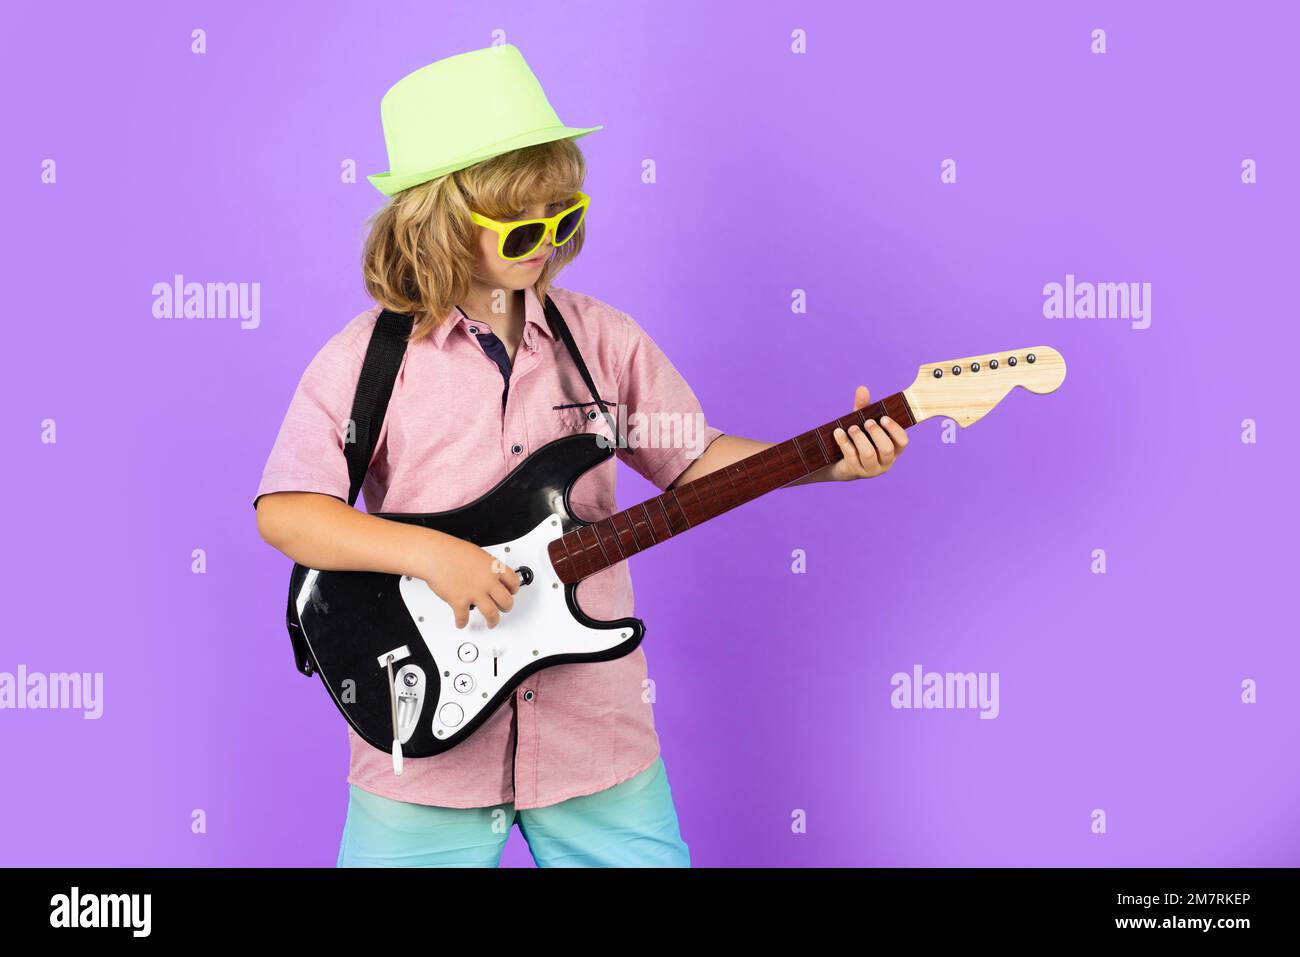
[428,285,555,349]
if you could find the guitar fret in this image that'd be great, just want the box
[703,468,722,509]
[611,510,640,557]
[639,503,660,544]
[701,467,726,515]
[750,446,776,492]
[789,436,811,472]
[733,455,751,490]
[652,496,676,539]
[746,450,773,493]
[578,524,608,569]
[626,506,650,550]
[774,444,802,489]
[721,463,740,509]
[811,426,832,462]
[560,531,589,580]
[676,476,697,523]
[777,440,803,484]
[767,442,789,485]
[595,518,625,563]
[547,538,571,581]
[585,523,609,566]
[677,481,700,526]
[814,427,834,464]
[646,498,672,540]
[721,461,740,498]
[692,475,711,519]
[795,431,824,470]
[662,492,690,534]
[559,530,583,577]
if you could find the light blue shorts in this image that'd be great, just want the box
[336,756,690,867]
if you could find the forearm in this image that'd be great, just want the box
[669,434,831,489]
[255,491,452,576]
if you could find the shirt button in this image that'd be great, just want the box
[511,443,523,454]
[468,326,479,334]
[523,690,535,702]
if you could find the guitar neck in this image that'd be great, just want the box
[547,392,917,584]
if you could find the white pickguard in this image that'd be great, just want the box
[388,512,631,745]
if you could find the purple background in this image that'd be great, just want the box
[3,1,1297,867]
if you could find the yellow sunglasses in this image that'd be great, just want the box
[469,190,591,261]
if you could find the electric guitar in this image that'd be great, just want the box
[287,346,1066,772]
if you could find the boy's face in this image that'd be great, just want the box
[472,194,573,291]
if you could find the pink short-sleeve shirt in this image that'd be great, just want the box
[255,284,724,809]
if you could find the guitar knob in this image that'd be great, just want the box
[1027,353,1036,363]
[517,565,534,586]
[1008,356,1018,366]
[933,369,943,378]
[989,359,999,369]
[951,365,961,375]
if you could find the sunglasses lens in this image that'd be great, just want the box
[503,222,545,258]
[554,206,585,245]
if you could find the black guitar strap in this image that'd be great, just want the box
[345,309,414,506]
[541,294,631,455]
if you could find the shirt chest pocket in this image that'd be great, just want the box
[550,391,620,439]
[550,397,620,519]
[553,403,608,432]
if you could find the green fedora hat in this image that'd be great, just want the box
[367,44,603,197]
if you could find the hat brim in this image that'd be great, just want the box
[367,124,604,197]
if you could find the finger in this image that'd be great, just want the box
[832,427,863,476]
[836,425,873,477]
[453,601,471,629]
[863,419,896,468]
[477,592,502,629]
[492,560,522,592]
[880,415,909,452]
[848,423,882,474]
[854,385,871,410]
[489,583,514,615]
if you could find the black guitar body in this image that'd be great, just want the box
[286,433,645,758]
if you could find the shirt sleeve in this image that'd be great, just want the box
[614,310,725,491]
[252,315,374,510]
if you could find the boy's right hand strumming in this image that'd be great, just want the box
[417,535,522,630]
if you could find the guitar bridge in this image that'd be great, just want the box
[391,663,426,745]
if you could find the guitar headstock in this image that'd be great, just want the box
[902,346,1066,427]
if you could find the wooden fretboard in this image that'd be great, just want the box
[547,392,916,584]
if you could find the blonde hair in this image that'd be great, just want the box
[362,138,589,342]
